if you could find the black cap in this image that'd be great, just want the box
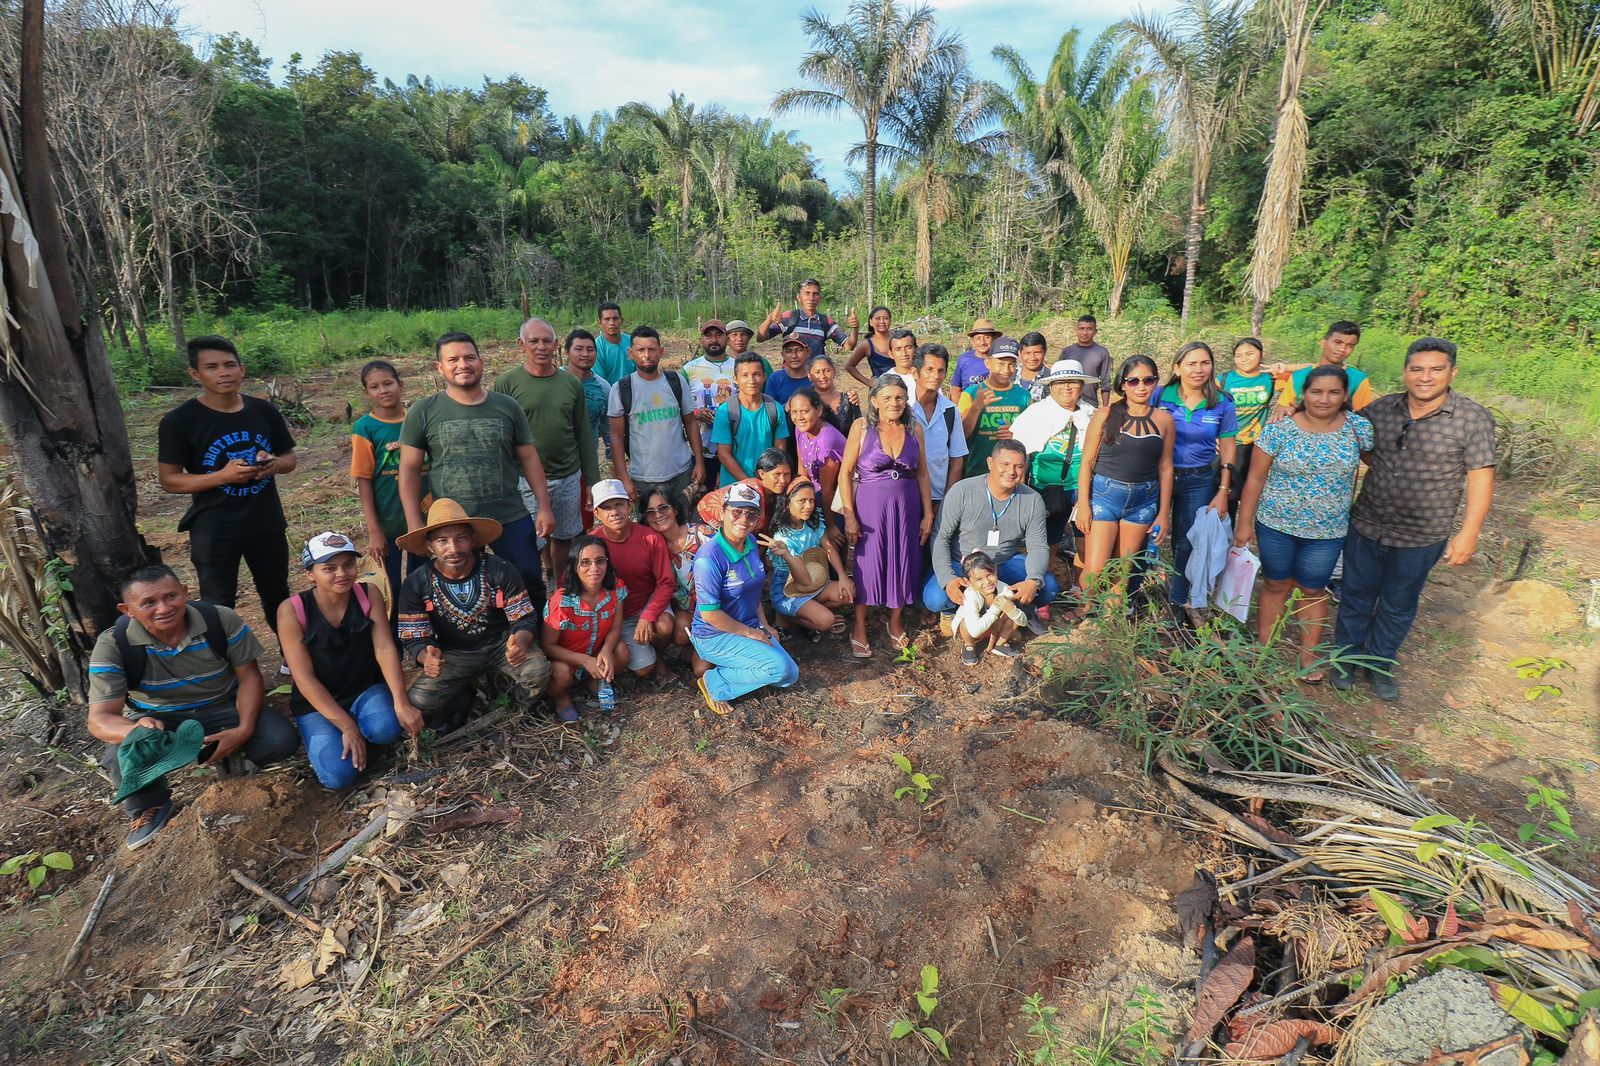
[990,336,1020,360]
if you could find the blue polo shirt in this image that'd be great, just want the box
[911,392,970,501]
[691,532,766,637]
[1158,384,1239,469]
[774,310,847,358]
[764,368,812,405]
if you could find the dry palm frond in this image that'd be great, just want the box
[0,473,67,694]
[1261,890,1379,978]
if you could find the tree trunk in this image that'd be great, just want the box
[1181,158,1206,330]
[918,173,934,308]
[1250,295,1267,336]
[862,130,878,306]
[3,2,156,651]
[1109,270,1127,318]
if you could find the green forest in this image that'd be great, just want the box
[1,0,1597,410]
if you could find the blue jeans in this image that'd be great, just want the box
[690,629,799,702]
[1089,475,1160,525]
[490,513,547,606]
[294,683,403,790]
[1256,523,1343,590]
[921,553,1061,613]
[1169,467,1220,606]
[1334,529,1447,670]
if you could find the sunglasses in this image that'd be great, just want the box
[643,504,674,516]
[1122,375,1159,387]
[576,557,609,568]
[1397,418,1416,451]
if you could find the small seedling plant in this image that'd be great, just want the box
[1518,776,1580,853]
[1510,656,1569,702]
[815,986,852,1032]
[894,642,926,671]
[891,753,942,805]
[2,850,74,892]
[890,965,950,1058]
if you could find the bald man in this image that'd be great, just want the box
[493,318,600,576]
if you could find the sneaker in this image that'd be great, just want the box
[1329,665,1360,691]
[696,675,732,717]
[938,612,955,638]
[1026,614,1048,636]
[960,645,981,667]
[1368,670,1400,702]
[126,799,174,851]
[990,642,1023,659]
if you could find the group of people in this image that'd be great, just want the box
[87,284,1495,851]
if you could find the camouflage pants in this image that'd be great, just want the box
[407,643,551,728]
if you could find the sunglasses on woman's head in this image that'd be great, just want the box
[1123,375,1159,387]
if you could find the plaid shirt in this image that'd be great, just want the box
[1349,391,1496,548]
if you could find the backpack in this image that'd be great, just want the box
[942,405,957,442]
[112,600,228,697]
[618,372,690,453]
[726,397,780,440]
[289,582,372,630]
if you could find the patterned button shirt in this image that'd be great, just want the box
[1349,391,1496,548]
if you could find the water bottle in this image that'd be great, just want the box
[597,680,617,713]
[1144,525,1163,567]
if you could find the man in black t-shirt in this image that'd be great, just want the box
[157,336,298,631]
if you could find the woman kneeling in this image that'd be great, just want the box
[759,480,854,641]
[279,532,423,790]
[689,483,800,717]
[541,535,628,724]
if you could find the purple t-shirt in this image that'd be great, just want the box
[952,350,990,390]
[796,423,846,493]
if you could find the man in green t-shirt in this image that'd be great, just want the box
[399,332,555,602]
[493,317,601,577]
[957,337,1033,477]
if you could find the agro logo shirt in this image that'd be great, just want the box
[957,380,1033,477]
[157,395,295,532]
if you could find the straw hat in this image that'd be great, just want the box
[396,498,503,556]
[782,546,830,598]
[967,318,1001,337]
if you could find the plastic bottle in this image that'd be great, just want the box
[597,680,617,713]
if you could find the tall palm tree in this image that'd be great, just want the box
[1050,78,1179,317]
[1123,0,1263,326]
[618,91,727,230]
[879,66,1005,304]
[1247,0,1329,333]
[773,0,963,303]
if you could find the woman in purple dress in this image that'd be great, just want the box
[839,375,933,658]
[787,387,846,529]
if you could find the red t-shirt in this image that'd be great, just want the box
[543,586,626,656]
[590,524,674,622]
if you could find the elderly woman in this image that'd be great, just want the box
[839,374,932,657]
[1010,358,1100,578]
[689,483,800,717]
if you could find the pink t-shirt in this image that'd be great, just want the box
[796,423,846,493]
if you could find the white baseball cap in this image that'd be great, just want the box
[301,531,360,568]
[590,479,631,508]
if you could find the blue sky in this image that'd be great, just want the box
[176,0,1174,187]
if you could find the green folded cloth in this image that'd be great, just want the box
[114,719,205,803]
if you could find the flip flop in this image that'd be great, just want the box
[555,705,581,725]
[829,617,848,636]
[850,638,873,659]
[696,676,732,716]
[889,632,911,652]
[1301,671,1326,685]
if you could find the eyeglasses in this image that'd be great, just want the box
[1123,375,1159,387]
[1397,418,1416,451]
[576,558,609,568]
[643,504,673,516]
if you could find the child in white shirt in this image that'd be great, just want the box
[954,551,1029,664]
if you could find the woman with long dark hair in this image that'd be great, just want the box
[1156,342,1239,611]
[642,489,704,661]
[845,305,895,386]
[541,534,628,724]
[807,354,862,436]
[1074,356,1175,608]
[838,375,933,657]
[1234,365,1373,681]
[787,387,846,529]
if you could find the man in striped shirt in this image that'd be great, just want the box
[87,564,299,849]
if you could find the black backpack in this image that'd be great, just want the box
[617,371,690,454]
[112,600,229,697]
[727,397,781,438]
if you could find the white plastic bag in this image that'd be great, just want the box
[1213,547,1260,623]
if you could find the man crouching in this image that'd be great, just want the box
[397,499,551,730]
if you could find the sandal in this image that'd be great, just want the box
[803,628,823,645]
[696,676,732,717]
[850,638,873,659]
[889,631,911,652]
[555,705,581,725]
[1300,670,1327,686]
[829,617,848,636]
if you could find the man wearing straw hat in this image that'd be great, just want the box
[396,499,550,730]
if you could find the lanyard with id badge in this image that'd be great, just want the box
[987,491,1013,547]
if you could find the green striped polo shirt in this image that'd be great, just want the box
[88,604,264,712]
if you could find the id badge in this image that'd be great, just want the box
[986,528,1001,547]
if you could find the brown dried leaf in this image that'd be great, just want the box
[1488,925,1596,953]
[1239,812,1298,846]
[1566,901,1600,953]
[1439,901,1460,939]
[421,806,522,836]
[1224,1019,1342,1060]
[1176,871,1218,944]
[278,956,316,990]
[1186,936,1255,1042]
[1339,944,1461,1011]
[314,926,348,977]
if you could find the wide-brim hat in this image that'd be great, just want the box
[968,318,1001,337]
[114,718,205,803]
[724,319,755,336]
[396,498,503,556]
[783,546,830,598]
[1037,358,1098,386]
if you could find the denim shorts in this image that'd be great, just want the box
[1256,522,1343,589]
[1090,475,1160,525]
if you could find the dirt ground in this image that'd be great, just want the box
[0,335,1595,1064]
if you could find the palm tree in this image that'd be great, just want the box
[1486,0,1600,132]
[992,27,1133,232]
[773,0,963,303]
[879,66,1005,304]
[1247,0,1329,333]
[1050,78,1179,317]
[618,91,727,230]
[1123,0,1263,327]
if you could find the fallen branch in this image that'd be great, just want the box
[695,1020,790,1062]
[1157,751,1411,826]
[421,893,546,986]
[60,871,115,976]
[1163,775,1298,861]
[285,807,390,906]
[432,708,509,748]
[230,869,323,935]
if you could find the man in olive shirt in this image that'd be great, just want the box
[1333,337,1495,700]
[87,564,298,849]
[399,332,555,603]
[494,317,601,577]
